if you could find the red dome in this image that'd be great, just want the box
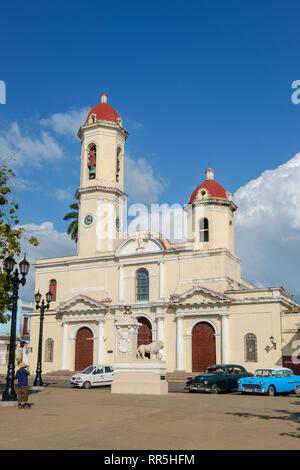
[85,94,120,123]
[189,173,227,203]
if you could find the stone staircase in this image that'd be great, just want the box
[42,370,77,378]
[166,371,199,381]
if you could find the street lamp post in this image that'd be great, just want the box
[33,290,52,387]
[2,255,30,402]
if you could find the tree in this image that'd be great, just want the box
[0,159,38,323]
[63,202,79,243]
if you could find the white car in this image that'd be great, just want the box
[70,365,114,389]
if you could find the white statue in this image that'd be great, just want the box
[137,340,164,360]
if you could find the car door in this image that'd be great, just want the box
[285,370,295,392]
[228,368,244,390]
[92,367,104,386]
[104,366,114,384]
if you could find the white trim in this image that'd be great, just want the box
[68,287,107,293]
[57,294,107,312]
[134,312,156,332]
[170,285,230,303]
[71,323,97,340]
[187,318,219,336]
[34,249,241,271]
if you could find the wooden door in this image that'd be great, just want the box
[192,322,216,372]
[75,327,93,371]
[137,317,152,347]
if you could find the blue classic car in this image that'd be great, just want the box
[238,367,300,396]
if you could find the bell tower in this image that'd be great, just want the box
[76,93,128,257]
[185,168,237,253]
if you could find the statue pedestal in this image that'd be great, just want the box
[111,360,168,395]
[111,306,168,395]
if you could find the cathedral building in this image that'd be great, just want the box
[29,94,300,375]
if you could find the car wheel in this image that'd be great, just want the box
[211,384,221,394]
[267,385,276,396]
[294,386,300,395]
[82,381,91,389]
[189,387,196,393]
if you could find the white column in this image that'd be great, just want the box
[156,313,164,342]
[156,313,164,359]
[221,315,229,363]
[176,313,184,370]
[97,319,104,365]
[61,321,68,370]
[158,261,164,300]
[118,264,124,303]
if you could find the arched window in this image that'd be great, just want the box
[116,147,121,182]
[136,268,149,301]
[45,338,54,362]
[87,144,96,180]
[49,279,57,302]
[199,217,209,242]
[245,333,257,362]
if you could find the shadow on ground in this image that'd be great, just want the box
[226,400,300,439]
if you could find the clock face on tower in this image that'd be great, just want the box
[83,214,94,227]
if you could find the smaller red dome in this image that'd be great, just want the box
[85,93,120,124]
[189,169,227,203]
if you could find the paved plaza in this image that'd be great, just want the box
[0,383,300,450]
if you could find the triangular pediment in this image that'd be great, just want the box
[115,231,170,257]
[169,285,231,305]
[57,295,108,313]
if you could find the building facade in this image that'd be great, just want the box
[28,94,300,374]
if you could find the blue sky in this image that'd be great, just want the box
[1,0,300,300]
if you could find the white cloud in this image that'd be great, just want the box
[0,121,63,167]
[234,152,300,297]
[40,107,90,138]
[49,186,74,201]
[19,222,76,301]
[125,154,167,203]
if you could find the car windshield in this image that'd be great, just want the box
[82,366,95,374]
[206,367,225,374]
[255,369,277,378]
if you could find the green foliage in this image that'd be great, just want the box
[0,160,39,322]
[63,202,79,243]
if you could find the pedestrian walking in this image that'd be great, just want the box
[15,363,31,409]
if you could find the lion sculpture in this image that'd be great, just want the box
[137,340,164,360]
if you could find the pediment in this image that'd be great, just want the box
[57,295,108,313]
[116,231,169,257]
[169,285,230,305]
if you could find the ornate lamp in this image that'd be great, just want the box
[33,290,52,387]
[2,255,30,402]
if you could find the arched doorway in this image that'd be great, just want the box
[137,317,152,347]
[75,327,93,371]
[192,322,216,372]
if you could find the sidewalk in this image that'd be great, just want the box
[0,386,300,449]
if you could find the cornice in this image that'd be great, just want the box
[34,248,240,270]
[75,185,127,200]
[184,198,238,212]
[78,120,129,140]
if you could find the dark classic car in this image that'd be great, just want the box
[185,364,253,394]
